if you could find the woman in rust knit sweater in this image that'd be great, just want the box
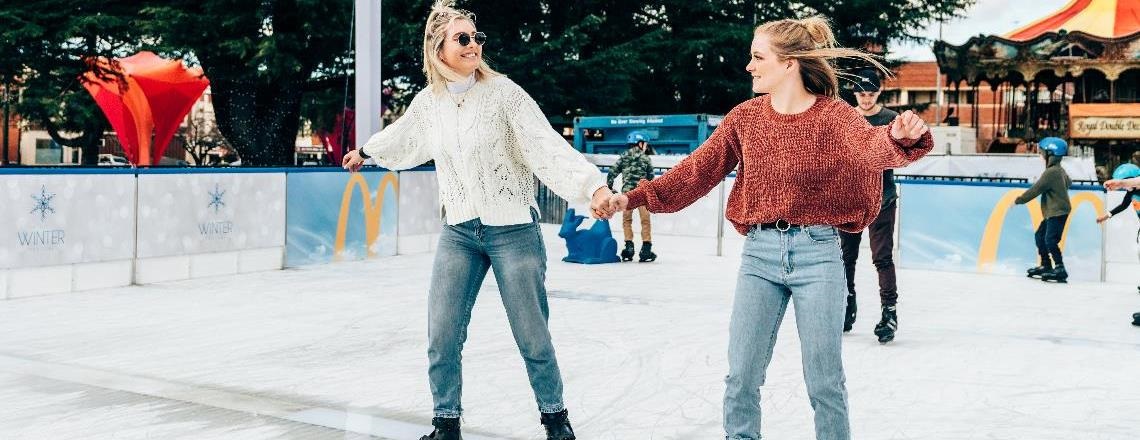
[609,17,933,440]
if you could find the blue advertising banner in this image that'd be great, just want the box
[286,170,399,267]
[899,181,1105,281]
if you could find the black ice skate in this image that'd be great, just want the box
[1039,265,1068,283]
[1026,265,1051,279]
[843,294,857,333]
[638,242,656,262]
[540,409,576,440]
[620,240,635,262]
[420,417,461,440]
[1132,312,1140,327]
[874,305,897,344]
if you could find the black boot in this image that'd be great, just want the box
[873,305,897,344]
[540,409,576,440]
[419,417,461,440]
[1040,265,1068,283]
[843,294,857,333]
[1026,265,1051,278]
[620,240,635,262]
[638,241,657,262]
[1132,312,1140,327]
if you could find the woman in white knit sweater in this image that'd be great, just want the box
[341,2,611,440]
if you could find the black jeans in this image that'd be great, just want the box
[839,201,898,307]
[1034,214,1068,268]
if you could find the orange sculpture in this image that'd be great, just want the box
[83,51,210,166]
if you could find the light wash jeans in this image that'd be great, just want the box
[427,213,566,417]
[724,225,851,440]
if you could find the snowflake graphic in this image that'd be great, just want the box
[30,185,56,221]
[208,184,226,213]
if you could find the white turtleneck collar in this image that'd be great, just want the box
[446,73,477,94]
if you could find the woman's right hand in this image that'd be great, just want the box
[342,149,365,172]
[608,193,629,213]
[1096,214,1110,224]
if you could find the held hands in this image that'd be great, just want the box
[341,149,365,172]
[608,193,629,214]
[1104,178,1140,191]
[590,188,616,219]
[890,110,930,141]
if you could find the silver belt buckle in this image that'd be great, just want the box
[775,219,791,232]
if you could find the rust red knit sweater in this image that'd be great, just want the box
[625,95,933,234]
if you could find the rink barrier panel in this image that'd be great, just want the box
[0,166,437,298]
[3,167,1136,298]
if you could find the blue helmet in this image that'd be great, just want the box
[1112,163,1140,180]
[1038,137,1068,157]
[627,131,648,145]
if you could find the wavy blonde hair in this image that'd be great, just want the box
[755,16,889,97]
[422,0,502,92]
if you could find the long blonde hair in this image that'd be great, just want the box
[754,16,889,97]
[422,0,502,92]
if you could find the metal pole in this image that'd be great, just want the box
[2,80,9,165]
[1099,198,1107,282]
[934,19,943,125]
[716,179,726,256]
[355,0,383,145]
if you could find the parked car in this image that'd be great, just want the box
[97,154,129,166]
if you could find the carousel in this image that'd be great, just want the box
[934,0,1140,171]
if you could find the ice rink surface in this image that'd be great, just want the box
[2,225,1138,439]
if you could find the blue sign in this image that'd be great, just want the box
[286,170,399,266]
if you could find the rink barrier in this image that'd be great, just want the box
[4,167,1135,299]
[0,166,437,299]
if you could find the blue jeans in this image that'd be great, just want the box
[427,215,566,417]
[724,225,851,440]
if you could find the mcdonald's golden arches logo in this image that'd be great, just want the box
[977,189,1104,271]
[335,172,399,259]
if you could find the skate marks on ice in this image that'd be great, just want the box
[0,354,507,440]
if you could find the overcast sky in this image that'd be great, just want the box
[890,0,1073,60]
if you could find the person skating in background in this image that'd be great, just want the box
[1017,137,1073,283]
[607,131,657,262]
[839,68,902,344]
[1096,159,1140,325]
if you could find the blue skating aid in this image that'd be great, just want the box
[558,208,620,264]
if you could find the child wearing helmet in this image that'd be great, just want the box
[1016,137,1073,283]
[1098,153,1140,325]
[607,130,657,262]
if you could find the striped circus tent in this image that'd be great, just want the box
[1005,0,1140,40]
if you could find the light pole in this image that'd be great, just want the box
[354,0,383,146]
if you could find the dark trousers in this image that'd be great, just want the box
[839,201,898,307]
[1034,215,1068,268]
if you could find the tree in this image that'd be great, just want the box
[0,1,141,165]
[177,107,230,166]
[139,0,354,166]
[378,0,974,119]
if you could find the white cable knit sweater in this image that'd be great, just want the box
[360,75,605,226]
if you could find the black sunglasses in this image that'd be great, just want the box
[454,31,487,47]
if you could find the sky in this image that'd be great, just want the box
[890,0,1074,61]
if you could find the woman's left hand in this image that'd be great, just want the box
[890,110,930,140]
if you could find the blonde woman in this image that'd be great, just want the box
[342,2,611,439]
[609,17,933,439]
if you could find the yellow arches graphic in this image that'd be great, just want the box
[977,189,1104,271]
[334,172,399,260]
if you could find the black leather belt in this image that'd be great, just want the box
[757,219,801,231]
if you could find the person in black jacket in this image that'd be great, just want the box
[839,68,902,344]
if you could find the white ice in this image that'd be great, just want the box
[1,225,1138,439]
